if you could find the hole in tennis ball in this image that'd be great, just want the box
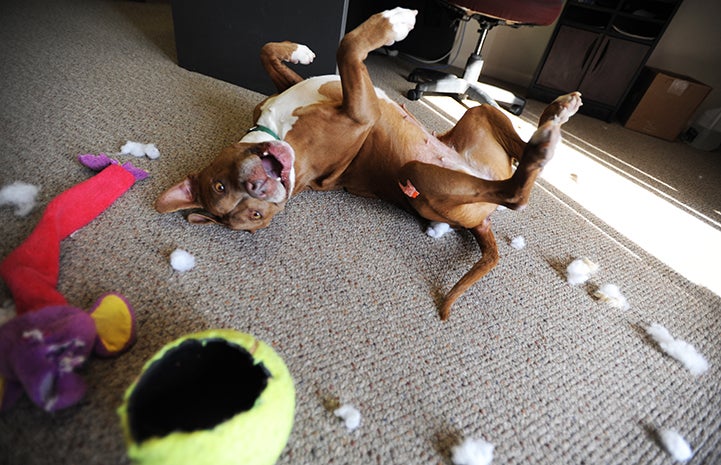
[127,338,270,443]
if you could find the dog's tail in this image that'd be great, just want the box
[439,219,499,320]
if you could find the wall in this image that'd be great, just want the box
[645,0,721,114]
[454,0,721,115]
[451,14,558,89]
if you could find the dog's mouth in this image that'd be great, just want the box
[256,141,295,199]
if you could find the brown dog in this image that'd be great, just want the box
[156,8,582,320]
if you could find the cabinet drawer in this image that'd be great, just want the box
[536,26,599,92]
[579,37,649,106]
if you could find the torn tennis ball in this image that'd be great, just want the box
[118,330,295,465]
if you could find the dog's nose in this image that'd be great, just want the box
[246,179,267,198]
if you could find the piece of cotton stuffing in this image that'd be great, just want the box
[593,283,629,310]
[0,181,39,216]
[510,236,526,250]
[566,257,598,285]
[120,141,160,159]
[334,404,361,431]
[426,221,452,238]
[170,248,195,272]
[658,429,693,462]
[451,437,494,465]
[646,323,708,376]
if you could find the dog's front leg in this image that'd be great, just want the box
[336,8,416,124]
[260,41,316,93]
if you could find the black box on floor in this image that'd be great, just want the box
[171,0,349,95]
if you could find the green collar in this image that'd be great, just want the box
[246,125,281,141]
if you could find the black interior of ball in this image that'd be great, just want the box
[127,338,270,443]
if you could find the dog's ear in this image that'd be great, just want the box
[155,177,201,213]
[186,211,221,225]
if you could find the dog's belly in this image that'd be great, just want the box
[374,100,512,182]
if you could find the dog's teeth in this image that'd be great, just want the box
[262,151,269,156]
[276,177,282,182]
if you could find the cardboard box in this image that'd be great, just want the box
[619,67,711,141]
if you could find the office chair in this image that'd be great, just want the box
[406,0,563,115]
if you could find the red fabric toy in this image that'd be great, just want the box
[0,158,145,411]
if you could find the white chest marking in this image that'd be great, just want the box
[240,75,338,144]
[240,75,398,144]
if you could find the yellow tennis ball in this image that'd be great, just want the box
[118,330,295,465]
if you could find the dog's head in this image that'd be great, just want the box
[155,141,295,232]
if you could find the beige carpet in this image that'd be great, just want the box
[1,1,720,464]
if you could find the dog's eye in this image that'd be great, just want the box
[251,210,263,220]
[213,181,225,193]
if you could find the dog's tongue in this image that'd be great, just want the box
[257,141,295,198]
[261,155,283,180]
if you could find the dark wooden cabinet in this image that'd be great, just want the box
[528,0,682,121]
[171,0,349,96]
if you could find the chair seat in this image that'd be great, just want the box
[451,0,562,26]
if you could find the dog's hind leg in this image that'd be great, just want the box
[539,91,582,127]
[399,118,563,225]
[439,103,526,167]
[492,119,562,210]
[399,114,564,320]
[260,42,316,92]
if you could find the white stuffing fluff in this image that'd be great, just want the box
[646,323,709,376]
[0,181,39,216]
[170,248,195,272]
[120,140,160,159]
[426,221,452,238]
[510,236,526,250]
[334,404,361,431]
[658,429,693,462]
[593,283,629,310]
[566,257,598,285]
[451,437,494,465]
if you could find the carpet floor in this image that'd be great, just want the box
[1,1,719,464]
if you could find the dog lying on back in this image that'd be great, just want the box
[155,8,582,319]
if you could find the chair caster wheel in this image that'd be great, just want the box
[407,88,422,101]
[408,71,422,83]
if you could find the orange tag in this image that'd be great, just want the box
[399,180,420,198]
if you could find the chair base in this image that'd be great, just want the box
[407,67,526,116]
[405,11,527,116]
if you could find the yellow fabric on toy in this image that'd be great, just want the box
[90,294,134,354]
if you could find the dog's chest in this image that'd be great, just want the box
[242,75,399,144]
[241,75,340,143]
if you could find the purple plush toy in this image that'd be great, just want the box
[0,294,136,411]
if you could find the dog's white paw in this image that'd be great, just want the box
[382,7,417,45]
[290,44,316,65]
[426,221,452,238]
